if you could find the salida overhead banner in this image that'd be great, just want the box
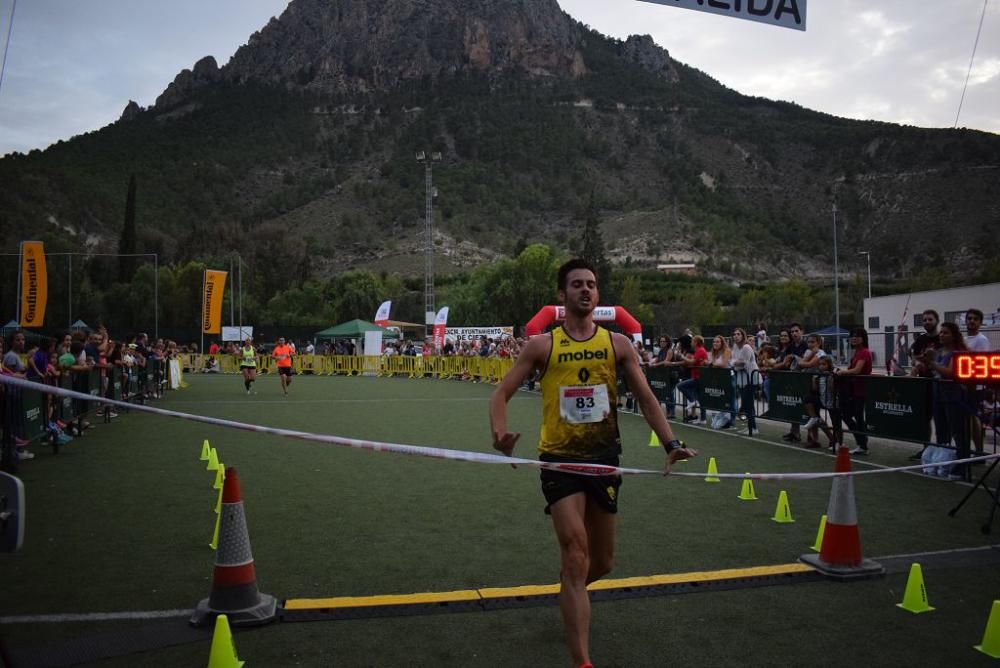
[202,270,227,334]
[637,0,806,31]
[864,376,931,443]
[19,241,48,328]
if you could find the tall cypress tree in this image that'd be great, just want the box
[118,174,137,283]
[580,190,612,300]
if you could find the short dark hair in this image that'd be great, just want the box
[967,308,984,320]
[789,322,802,332]
[558,258,598,291]
[922,309,939,321]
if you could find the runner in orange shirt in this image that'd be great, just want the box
[271,336,295,396]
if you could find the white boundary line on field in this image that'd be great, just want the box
[0,609,192,624]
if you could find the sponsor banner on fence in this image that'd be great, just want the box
[645,366,673,404]
[444,326,514,342]
[764,371,812,423]
[864,375,931,443]
[697,367,734,411]
[19,241,48,327]
[23,391,45,439]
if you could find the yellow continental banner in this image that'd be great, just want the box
[20,241,48,327]
[202,270,227,334]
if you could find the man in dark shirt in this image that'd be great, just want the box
[909,309,940,377]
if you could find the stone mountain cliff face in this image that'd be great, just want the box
[158,0,592,109]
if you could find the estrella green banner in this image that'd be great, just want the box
[644,366,673,404]
[697,367,733,411]
[864,376,931,442]
[763,371,812,423]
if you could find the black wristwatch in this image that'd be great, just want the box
[663,439,684,452]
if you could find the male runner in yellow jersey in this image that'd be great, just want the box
[490,258,697,668]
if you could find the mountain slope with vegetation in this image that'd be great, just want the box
[2,0,998,333]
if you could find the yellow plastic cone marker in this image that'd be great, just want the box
[704,457,720,483]
[214,484,223,515]
[207,448,220,472]
[737,474,757,501]
[213,463,225,490]
[209,509,221,550]
[810,515,827,552]
[975,600,1000,658]
[207,614,245,668]
[896,563,934,614]
[200,439,211,461]
[648,431,660,447]
[771,490,795,523]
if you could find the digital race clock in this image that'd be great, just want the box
[954,352,1000,383]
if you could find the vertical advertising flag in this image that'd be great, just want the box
[202,270,228,334]
[19,241,48,327]
[433,306,450,351]
[374,300,392,328]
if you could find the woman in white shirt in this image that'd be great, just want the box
[730,328,759,433]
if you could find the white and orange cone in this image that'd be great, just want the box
[800,446,883,579]
[191,468,277,627]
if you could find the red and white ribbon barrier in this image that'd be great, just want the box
[2,374,995,479]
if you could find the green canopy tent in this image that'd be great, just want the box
[314,319,400,340]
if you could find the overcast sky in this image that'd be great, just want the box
[0,0,996,157]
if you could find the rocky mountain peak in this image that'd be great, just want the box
[155,55,221,109]
[621,34,679,82]
[155,0,587,108]
[119,100,142,121]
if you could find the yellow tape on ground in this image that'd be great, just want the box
[284,590,481,610]
[283,563,814,611]
[477,584,561,599]
[586,563,814,591]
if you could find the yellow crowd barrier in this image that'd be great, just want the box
[181,353,513,383]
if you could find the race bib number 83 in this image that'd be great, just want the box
[560,385,611,424]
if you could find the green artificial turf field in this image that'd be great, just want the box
[3,373,999,666]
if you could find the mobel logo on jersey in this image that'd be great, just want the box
[558,349,609,364]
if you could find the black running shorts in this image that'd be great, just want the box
[540,453,622,515]
[277,366,294,376]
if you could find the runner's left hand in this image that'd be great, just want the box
[663,447,698,475]
[493,431,520,469]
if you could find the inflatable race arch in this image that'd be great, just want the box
[524,306,643,342]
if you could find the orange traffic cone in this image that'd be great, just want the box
[191,468,277,627]
[800,446,883,579]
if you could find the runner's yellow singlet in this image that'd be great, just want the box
[241,346,256,368]
[539,326,621,459]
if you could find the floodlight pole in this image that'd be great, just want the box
[832,203,840,361]
[416,150,441,338]
[858,250,871,299]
